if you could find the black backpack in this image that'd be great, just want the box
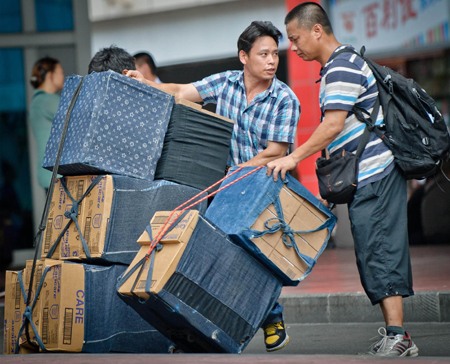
[332,46,450,180]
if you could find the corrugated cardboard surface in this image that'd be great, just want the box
[250,186,329,280]
[119,210,199,299]
[80,175,114,258]
[3,260,85,354]
[42,177,88,260]
[39,261,85,352]
[42,175,114,261]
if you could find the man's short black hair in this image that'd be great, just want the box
[237,21,282,55]
[285,2,333,35]
[88,45,136,74]
[134,52,158,76]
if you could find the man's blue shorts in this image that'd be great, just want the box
[348,166,414,305]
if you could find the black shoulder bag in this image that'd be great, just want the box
[315,99,379,205]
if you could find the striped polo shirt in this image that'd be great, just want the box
[193,71,300,166]
[320,45,394,188]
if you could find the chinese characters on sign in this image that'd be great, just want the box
[331,0,448,53]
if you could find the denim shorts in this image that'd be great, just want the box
[348,166,414,305]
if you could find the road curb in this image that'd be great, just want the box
[279,291,450,323]
[1,291,448,331]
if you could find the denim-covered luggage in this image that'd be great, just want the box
[8,261,174,353]
[155,100,234,191]
[42,175,207,264]
[205,167,337,286]
[117,212,282,353]
[42,71,174,180]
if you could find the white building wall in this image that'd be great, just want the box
[90,0,289,66]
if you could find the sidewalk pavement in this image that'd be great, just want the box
[278,244,450,324]
[1,245,449,326]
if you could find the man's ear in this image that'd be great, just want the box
[239,50,248,65]
[312,23,323,40]
[121,69,128,75]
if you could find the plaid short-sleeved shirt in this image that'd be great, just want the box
[193,71,300,166]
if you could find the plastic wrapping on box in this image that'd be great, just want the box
[43,70,174,179]
[155,103,233,191]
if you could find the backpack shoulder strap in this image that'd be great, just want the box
[327,46,360,64]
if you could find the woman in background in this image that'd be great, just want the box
[29,57,65,191]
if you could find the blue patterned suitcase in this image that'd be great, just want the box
[42,71,174,180]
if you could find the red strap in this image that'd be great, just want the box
[146,165,264,257]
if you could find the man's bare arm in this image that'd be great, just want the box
[266,109,348,181]
[239,141,290,167]
[125,70,203,102]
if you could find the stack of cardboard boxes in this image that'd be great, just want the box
[4,70,336,355]
[3,70,234,354]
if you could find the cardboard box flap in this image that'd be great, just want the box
[175,98,202,110]
[138,210,199,245]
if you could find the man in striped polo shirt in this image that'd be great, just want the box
[267,2,418,357]
[127,21,300,352]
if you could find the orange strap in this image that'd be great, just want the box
[146,165,264,257]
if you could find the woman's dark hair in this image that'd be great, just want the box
[237,21,282,55]
[285,2,333,35]
[30,57,59,89]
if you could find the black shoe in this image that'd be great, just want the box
[263,321,289,352]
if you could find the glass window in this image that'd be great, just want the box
[0,49,26,112]
[0,48,33,258]
[0,0,22,33]
[35,0,74,32]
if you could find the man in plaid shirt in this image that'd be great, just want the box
[127,21,300,352]
[127,21,300,169]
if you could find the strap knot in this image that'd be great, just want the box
[23,306,33,320]
[263,217,296,246]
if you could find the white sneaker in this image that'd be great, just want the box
[365,327,419,357]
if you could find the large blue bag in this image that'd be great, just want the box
[42,71,174,180]
[117,213,282,353]
[205,167,337,286]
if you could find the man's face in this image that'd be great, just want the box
[286,20,318,62]
[240,36,279,81]
[135,62,153,81]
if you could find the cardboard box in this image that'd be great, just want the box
[38,261,85,352]
[42,177,89,260]
[77,175,114,258]
[3,271,21,354]
[117,212,283,354]
[3,267,42,355]
[250,186,329,280]
[42,176,207,264]
[119,210,199,299]
[19,260,47,349]
[3,260,85,353]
